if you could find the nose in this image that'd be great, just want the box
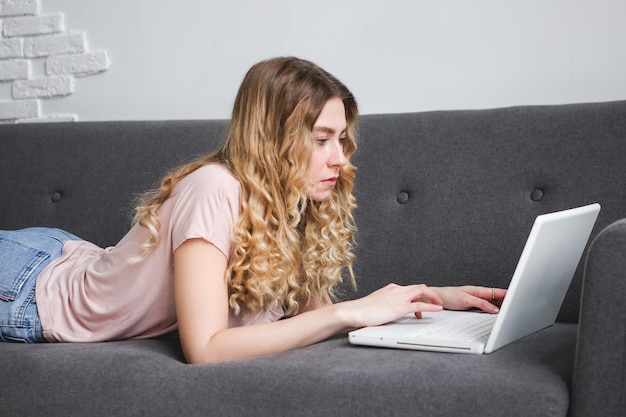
[329,140,347,168]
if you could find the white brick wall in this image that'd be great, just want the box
[47,50,111,77]
[0,0,39,17]
[0,58,28,80]
[0,37,23,58]
[12,75,73,98]
[0,98,38,119]
[24,32,85,57]
[2,13,64,37]
[16,113,76,123]
[0,0,110,123]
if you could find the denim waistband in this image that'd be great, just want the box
[0,227,81,343]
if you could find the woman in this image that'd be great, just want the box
[0,57,505,363]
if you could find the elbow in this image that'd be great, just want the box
[185,357,219,365]
[183,349,226,365]
[182,342,237,365]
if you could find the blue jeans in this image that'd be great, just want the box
[0,227,81,343]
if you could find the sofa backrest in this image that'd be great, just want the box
[1,120,228,247]
[350,101,626,323]
[1,100,625,322]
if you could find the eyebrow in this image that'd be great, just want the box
[312,126,348,135]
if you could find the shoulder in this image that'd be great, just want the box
[167,163,242,218]
[181,164,240,192]
[167,164,242,254]
[186,164,240,187]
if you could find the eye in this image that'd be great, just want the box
[315,138,328,145]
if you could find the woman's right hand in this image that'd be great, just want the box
[338,283,444,329]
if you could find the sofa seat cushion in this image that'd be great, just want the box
[1,323,576,417]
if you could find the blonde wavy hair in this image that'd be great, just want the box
[133,57,359,318]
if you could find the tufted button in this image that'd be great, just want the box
[530,188,544,202]
[397,191,410,204]
[51,191,62,203]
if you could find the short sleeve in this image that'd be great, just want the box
[168,165,241,258]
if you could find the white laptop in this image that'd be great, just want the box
[348,203,601,354]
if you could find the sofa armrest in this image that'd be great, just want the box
[571,219,626,417]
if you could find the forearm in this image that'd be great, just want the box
[188,283,448,364]
[175,241,446,365]
[188,302,349,364]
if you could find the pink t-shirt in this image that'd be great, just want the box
[36,164,284,342]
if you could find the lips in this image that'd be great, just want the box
[322,177,338,186]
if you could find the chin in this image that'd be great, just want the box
[308,192,332,202]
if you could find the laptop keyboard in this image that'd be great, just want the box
[406,313,496,342]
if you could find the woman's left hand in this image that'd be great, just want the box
[431,286,507,314]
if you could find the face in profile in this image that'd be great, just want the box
[306,97,348,202]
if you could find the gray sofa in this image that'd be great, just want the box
[1,100,625,417]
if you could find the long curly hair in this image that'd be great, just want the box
[134,57,359,318]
